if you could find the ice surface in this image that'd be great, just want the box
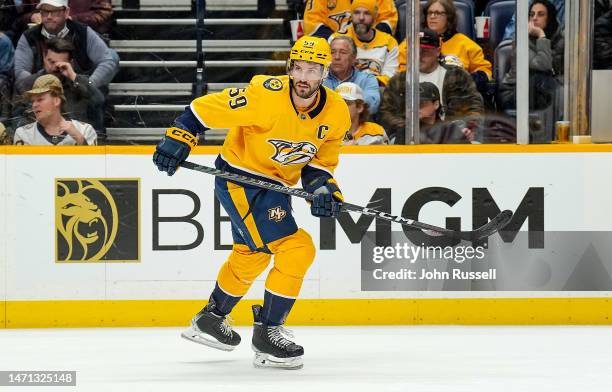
[1,325,611,392]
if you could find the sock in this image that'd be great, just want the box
[210,283,242,316]
[261,290,296,326]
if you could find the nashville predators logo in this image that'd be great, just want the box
[356,58,383,74]
[268,206,287,222]
[55,179,140,263]
[268,139,318,165]
[329,11,351,33]
[263,78,283,91]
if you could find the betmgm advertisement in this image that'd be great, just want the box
[4,152,612,298]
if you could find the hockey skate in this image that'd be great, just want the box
[251,304,304,370]
[181,298,241,351]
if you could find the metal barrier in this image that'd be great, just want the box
[111,39,291,53]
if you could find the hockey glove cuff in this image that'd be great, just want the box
[153,127,198,176]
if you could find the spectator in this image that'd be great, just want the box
[379,29,483,143]
[305,0,398,38]
[503,0,564,41]
[1,0,19,43]
[0,121,10,144]
[13,74,97,145]
[68,0,113,35]
[335,82,388,145]
[0,32,14,100]
[332,0,399,86]
[422,0,492,90]
[499,0,563,111]
[419,81,474,143]
[323,36,380,114]
[14,0,119,96]
[594,0,612,70]
[15,38,105,131]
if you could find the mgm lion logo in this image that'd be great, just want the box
[55,179,140,263]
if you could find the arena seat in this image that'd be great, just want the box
[485,0,515,51]
[494,40,555,143]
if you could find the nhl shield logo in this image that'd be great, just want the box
[268,206,287,222]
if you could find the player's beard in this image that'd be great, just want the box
[293,79,320,99]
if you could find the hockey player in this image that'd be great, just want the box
[152,36,350,370]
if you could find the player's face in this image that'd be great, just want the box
[352,8,374,37]
[31,92,60,122]
[290,61,324,98]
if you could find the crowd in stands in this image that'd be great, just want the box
[1,0,611,146]
[1,0,115,145]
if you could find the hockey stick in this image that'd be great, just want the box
[181,160,513,241]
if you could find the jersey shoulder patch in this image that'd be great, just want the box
[262,77,284,92]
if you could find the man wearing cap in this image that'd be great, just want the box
[418,81,473,143]
[336,82,388,145]
[14,37,105,131]
[13,74,97,145]
[305,0,398,39]
[331,0,399,86]
[14,0,119,98]
[323,36,380,114]
[379,29,482,143]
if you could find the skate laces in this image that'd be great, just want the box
[267,325,295,348]
[219,316,235,337]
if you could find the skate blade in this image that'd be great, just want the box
[252,346,303,370]
[181,326,236,352]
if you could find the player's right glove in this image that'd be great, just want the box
[153,127,198,176]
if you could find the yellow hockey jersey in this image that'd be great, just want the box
[344,121,388,145]
[332,25,399,85]
[304,0,398,36]
[190,75,351,187]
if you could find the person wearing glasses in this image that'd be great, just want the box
[419,0,492,94]
[14,0,118,105]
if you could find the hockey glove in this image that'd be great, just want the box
[309,178,344,218]
[153,127,198,176]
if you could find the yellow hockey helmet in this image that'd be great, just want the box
[289,36,332,67]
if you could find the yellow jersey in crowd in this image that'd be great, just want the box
[344,121,389,145]
[332,25,399,85]
[304,0,398,36]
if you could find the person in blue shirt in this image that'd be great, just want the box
[323,35,380,114]
[0,32,14,107]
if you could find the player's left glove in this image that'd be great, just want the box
[153,127,198,176]
[309,178,344,218]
